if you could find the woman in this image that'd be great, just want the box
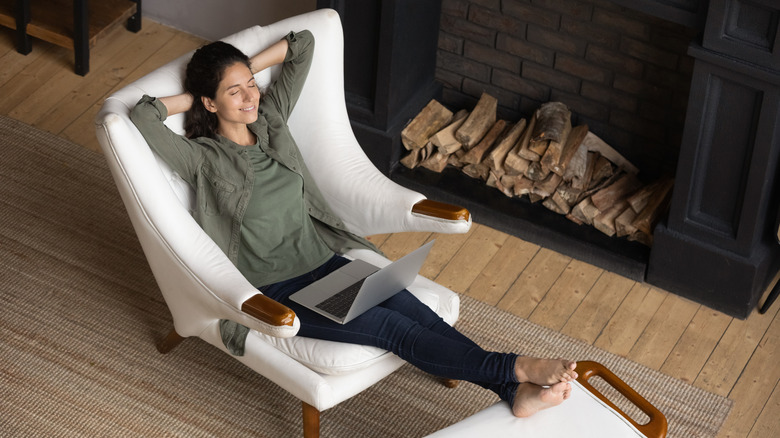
[130,30,577,418]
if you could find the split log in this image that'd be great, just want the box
[582,131,639,175]
[430,109,469,154]
[550,191,573,215]
[628,231,653,246]
[590,173,642,211]
[462,163,490,181]
[514,113,541,161]
[540,118,571,174]
[420,150,450,173]
[543,197,569,215]
[492,171,515,197]
[504,152,531,176]
[514,177,535,197]
[486,171,498,188]
[571,151,597,190]
[528,139,550,158]
[528,192,545,203]
[615,207,639,237]
[532,173,563,199]
[556,183,583,208]
[566,213,584,225]
[571,197,600,225]
[400,148,423,169]
[525,161,549,182]
[501,174,520,192]
[456,93,498,150]
[484,118,527,173]
[589,155,615,190]
[422,142,435,161]
[461,120,508,165]
[593,201,629,237]
[627,176,673,213]
[401,99,453,150]
[532,102,571,143]
[528,102,570,158]
[553,125,589,177]
[580,170,624,206]
[564,140,589,187]
[447,153,465,168]
[632,177,674,234]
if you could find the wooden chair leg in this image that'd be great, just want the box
[157,328,186,354]
[302,402,320,438]
[440,378,460,388]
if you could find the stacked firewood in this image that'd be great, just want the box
[400,93,673,246]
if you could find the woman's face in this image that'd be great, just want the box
[203,62,260,129]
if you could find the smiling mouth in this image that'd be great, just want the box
[240,105,256,112]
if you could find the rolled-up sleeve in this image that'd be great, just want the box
[130,95,203,184]
[264,30,315,121]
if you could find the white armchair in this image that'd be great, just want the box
[95,8,471,438]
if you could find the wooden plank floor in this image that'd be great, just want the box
[1,21,778,438]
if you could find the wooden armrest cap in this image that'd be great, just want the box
[241,294,296,327]
[412,199,470,222]
[575,361,668,438]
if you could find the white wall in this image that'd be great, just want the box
[145,0,318,41]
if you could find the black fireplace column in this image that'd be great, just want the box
[316,0,443,175]
[647,0,780,318]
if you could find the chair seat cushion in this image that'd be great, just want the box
[254,283,446,375]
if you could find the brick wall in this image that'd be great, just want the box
[436,0,699,179]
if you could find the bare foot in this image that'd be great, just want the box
[512,382,572,418]
[514,357,577,386]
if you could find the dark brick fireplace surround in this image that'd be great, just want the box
[318,0,780,319]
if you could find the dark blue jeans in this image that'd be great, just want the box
[260,255,520,403]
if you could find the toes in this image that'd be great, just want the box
[561,360,578,381]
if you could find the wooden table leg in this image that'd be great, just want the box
[157,329,186,354]
[73,0,89,76]
[14,0,31,54]
[127,0,142,32]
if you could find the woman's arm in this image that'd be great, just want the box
[130,95,203,184]
[261,31,314,120]
[158,93,194,116]
[155,38,289,115]
[249,38,289,74]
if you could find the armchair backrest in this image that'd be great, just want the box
[94,9,355,338]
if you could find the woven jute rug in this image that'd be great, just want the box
[0,116,732,437]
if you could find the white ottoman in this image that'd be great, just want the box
[427,361,667,438]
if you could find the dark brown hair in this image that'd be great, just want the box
[184,41,251,139]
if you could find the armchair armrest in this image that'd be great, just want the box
[575,361,667,438]
[242,294,296,327]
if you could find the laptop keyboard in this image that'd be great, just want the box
[315,280,365,319]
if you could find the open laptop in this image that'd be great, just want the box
[289,241,434,324]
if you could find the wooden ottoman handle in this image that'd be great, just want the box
[575,361,668,438]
